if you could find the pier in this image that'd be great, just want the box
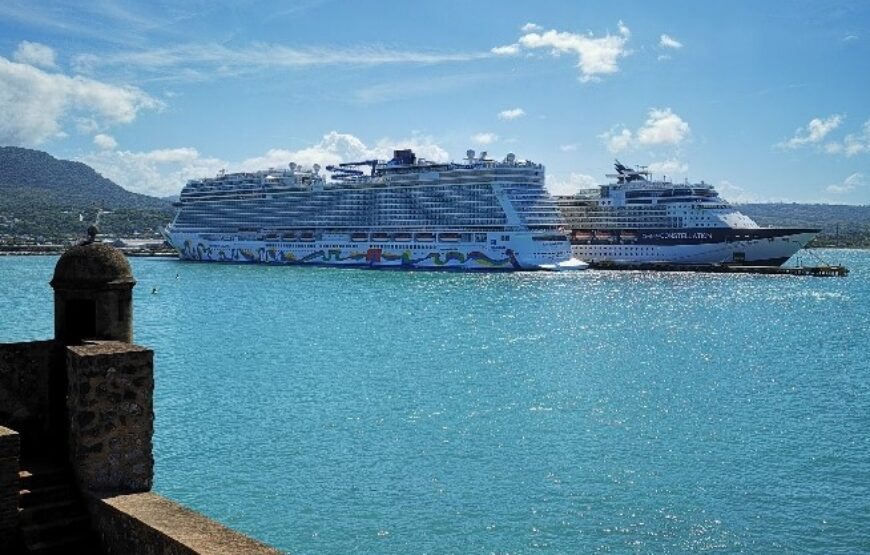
[587,262,849,277]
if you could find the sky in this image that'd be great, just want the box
[1,0,869,203]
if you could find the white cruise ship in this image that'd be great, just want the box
[554,161,819,266]
[164,149,585,271]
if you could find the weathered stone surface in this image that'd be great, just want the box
[67,341,153,493]
[51,242,134,288]
[88,492,283,555]
[0,427,19,552]
[0,341,53,440]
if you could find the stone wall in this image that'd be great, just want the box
[0,426,20,552]
[66,341,154,493]
[0,341,54,444]
[87,492,282,555]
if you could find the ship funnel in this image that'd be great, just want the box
[479,151,487,161]
[466,149,475,162]
[505,153,516,164]
[313,164,321,174]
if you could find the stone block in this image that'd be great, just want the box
[66,342,154,494]
[0,426,19,552]
[87,492,283,555]
[0,341,54,437]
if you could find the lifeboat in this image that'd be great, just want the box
[281,233,296,241]
[300,232,315,242]
[620,231,637,241]
[371,232,390,242]
[394,233,412,242]
[573,230,592,241]
[415,232,435,242]
[351,232,368,242]
[439,233,461,242]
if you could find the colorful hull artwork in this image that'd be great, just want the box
[175,238,529,270]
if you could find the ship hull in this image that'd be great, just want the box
[569,228,818,266]
[166,231,580,271]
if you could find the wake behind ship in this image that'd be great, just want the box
[164,149,585,270]
[554,162,819,266]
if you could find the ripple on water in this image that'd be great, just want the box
[0,251,868,553]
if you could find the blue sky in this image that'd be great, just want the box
[1,0,868,203]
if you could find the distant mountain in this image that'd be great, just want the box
[0,147,173,240]
[0,147,169,210]
[739,203,870,248]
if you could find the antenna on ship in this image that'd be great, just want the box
[607,159,649,183]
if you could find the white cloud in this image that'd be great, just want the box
[497,108,525,120]
[717,180,759,203]
[471,132,498,145]
[559,143,580,152]
[80,132,450,197]
[600,108,690,153]
[657,54,671,62]
[601,127,634,154]
[636,108,690,146]
[824,119,870,157]
[547,173,597,196]
[355,73,493,103]
[515,21,631,82]
[240,131,449,170]
[93,133,117,150]
[779,114,844,149]
[659,34,683,49]
[491,43,520,56]
[843,35,859,42]
[648,159,688,176]
[13,41,57,69]
[826,172,864,193]
[81,147,227,198]
[73,43,492,78]
[0,55,162,145]
[521,23,542,33]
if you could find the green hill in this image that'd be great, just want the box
[738,203,870,248]
[0,147,173,241]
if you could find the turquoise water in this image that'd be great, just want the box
[1,250,868,553]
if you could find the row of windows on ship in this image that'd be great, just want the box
[202,232,491,243]
[177,198,555,211]
[182,179,542,197]
[176,212,562,226]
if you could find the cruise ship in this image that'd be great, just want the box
[554,161,818,266]
[164,149,585,270]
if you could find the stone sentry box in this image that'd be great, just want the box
[50,242,153,492]
[51,242,135,345]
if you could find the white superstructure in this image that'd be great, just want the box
[554,161,818,266]
[164,149,585,270]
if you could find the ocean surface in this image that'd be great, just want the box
[1,250,868,553]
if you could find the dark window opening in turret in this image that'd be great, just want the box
[66,299,96,343]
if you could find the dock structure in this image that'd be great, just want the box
[587,262,849,277]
